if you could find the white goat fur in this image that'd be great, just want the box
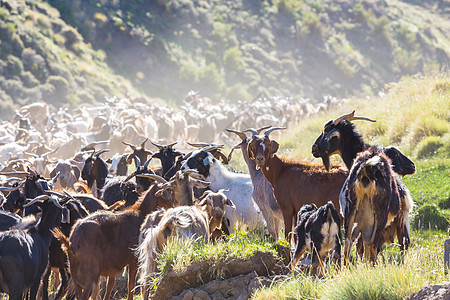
[182,152,264,233]
[136,206,209,289]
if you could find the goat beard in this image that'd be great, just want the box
[321,155,330,171]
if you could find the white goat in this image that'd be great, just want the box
[180,147,264,233]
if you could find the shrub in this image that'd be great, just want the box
[223,46,244,72]
[61,27,82,48]
[226,83,251,101]
[371,15,392,46]
[21,71,39,88]
[412,203,449,230]
[199,63,223,95]
[6,55,24,76]
[415,136,444,159]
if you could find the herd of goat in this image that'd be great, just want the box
[0,96,415,300]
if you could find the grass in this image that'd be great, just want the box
[252,230,448,300]
[147,227,280,290]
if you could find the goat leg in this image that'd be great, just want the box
[55,267,70,300]
[41,265,51,300]
[127,262,138,300]
[103,276,115,300]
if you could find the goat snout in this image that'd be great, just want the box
[255,156,265,165]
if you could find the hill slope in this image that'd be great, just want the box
[0,0,449,115]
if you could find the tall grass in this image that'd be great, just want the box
[278,74,449,160]
[252,230,448,300]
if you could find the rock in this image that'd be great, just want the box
[205,281,222,294]
[194,290,208,300]
[182,290,194,300]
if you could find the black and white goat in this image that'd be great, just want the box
[180,146,263,233]
[291,202,341,277]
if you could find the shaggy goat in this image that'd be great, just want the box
[137,190,234,300]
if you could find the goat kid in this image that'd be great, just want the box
[291,202,341,277]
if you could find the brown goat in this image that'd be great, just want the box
[53,171,203,300]
[246,127,348,241]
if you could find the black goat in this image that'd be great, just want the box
[0,195,66,299]
[292,202,341,277]
[101,156,154,207]
[312,111,414,254]
[311,110,415,175]
[81,149,109,193]
[1,168,57,216]
[41,192,90,300]
[151,141,183,180]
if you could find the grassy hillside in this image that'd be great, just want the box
[0,0,449,114]
[152,75,449,299]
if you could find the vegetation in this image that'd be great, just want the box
[145,75,449,299]
[0,0,449,111]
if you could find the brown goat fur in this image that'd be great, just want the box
[247,132,348,241]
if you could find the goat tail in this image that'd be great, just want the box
[74,182,91,194]
[51,228,73,257]
[136,226,160,286]
[107,200,126,211]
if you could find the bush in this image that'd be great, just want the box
[412,203,449,230]
[21,71,39,88]
[226,83,251,101]
[223,46,244,72]
[61,27,82,48]
[5,55,24,76]
[415,136,444,159]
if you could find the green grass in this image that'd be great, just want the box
[147,228,279,290]
[252,230,448,300]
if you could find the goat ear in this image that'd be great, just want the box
[106,158,112,164]
[270,140,279,157]
[49,168,56,179]
[71,165,81,180]
[225,198,236,210]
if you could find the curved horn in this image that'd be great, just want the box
[46,190,67,199]
[122,141,137,151]
[50,196,64,209]
[226,129,247,141]
[201,145,223,153]
[136,173,167,184]
[123,171,137,183]
[167,142,178,149]
[143,156,153,169]
[187,141,209,148]
[23,152,38,158]
[42,147,59,157]
[140,138,148,148]
[256,125,272,135]
[95,149,110,157]
[151,141,163,150]
[63,190,75,200]
[264,127,286,137]
[244,128,258,136]
[332,110,375,125]
[23,195,49,207]
[0,171,29,177]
